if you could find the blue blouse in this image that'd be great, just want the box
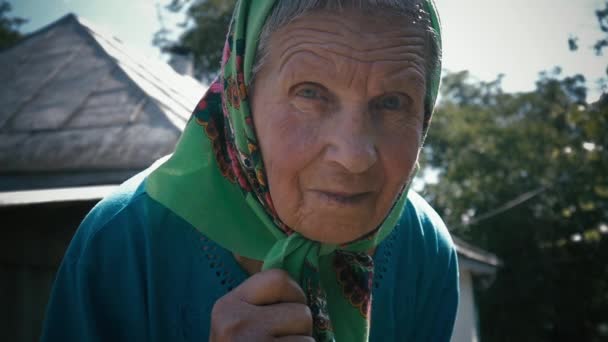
[41,171,459,341]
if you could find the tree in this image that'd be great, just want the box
[0,1,26,50]
[422,69,607,341]
[421,3,608,341]
[570,1,608,92]
[155,0,236,81]
[592,1,608,55]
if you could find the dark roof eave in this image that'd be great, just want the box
[458,255,499,275]
[453,236,502,268]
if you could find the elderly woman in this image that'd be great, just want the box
[42,0,458,341]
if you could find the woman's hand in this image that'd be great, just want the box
[210,269,314,341]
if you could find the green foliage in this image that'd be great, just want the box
[155,0,236,81]
[593,2,608,55]
[569,1,608,59]
[420,4,608,340]
[0,1,26,50]
[422,68,607,341]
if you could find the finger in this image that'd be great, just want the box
[274,336,315,342]
[234,269,307,305]
[258,302,313,337]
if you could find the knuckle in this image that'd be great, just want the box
[302,305,313,332]
[266,268,290,283]
[211,315,240,340]
[264,269,293,293]
[211,295,229,315]
[302,304,313,321]
[211,297,245,339]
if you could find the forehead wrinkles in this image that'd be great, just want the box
[272,13,428,75]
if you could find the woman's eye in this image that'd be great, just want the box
[296,87,320,99]
[379,95,405,110]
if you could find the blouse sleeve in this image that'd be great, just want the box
[406,192,460,342]
[411,245,459,341]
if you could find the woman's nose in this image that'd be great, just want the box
[324,112,378,174]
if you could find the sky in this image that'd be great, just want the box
[8,0,608,102]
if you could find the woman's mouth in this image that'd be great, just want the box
[311,190,372,206]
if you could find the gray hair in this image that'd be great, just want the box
[249,0,441,97]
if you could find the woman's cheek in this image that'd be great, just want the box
[264,111,322,228]
[264,106,321,180]
[380,114,423,152]
[377,120,421,187]
[276,102,322,150]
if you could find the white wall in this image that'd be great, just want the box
[451,267,480,342]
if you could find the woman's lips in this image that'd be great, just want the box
[311,190,372,206]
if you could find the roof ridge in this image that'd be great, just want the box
[68,14,197,129]
[75,17,200,97]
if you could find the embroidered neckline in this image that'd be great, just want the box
[198,234,247,292]
[196,224,399,293]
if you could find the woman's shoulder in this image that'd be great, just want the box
[374,190,457,286]
[370,191,459,340]
[44,166,245,340]
[380,190,458,281]
[62,166,167,263]
[399,190,455,256]
[61,162,248,282]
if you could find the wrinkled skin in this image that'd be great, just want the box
[251,9,427,244]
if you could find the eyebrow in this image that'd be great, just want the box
[378,64,426,92]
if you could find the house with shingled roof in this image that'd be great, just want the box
[0,13,500,342]
[0,13,204,191]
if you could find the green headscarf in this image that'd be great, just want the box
[146,1,441,340]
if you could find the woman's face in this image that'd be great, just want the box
[251,9,427,244]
